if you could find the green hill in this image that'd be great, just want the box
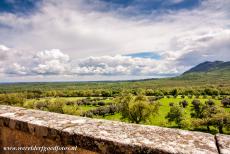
[183,61,230,74]
[176,61,230,83]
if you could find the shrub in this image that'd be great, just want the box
[82,104,118,117]
[203,95,207,99]
[212,95,217,99]
[98,101,106,106]
[190,100,203,118]
[83,111,93,118]
[0,93,25,106]
[180,119,191,129]
[166,104,184,128]
[179,100,188,108]
[205,99,215,106]
[34,100,49,110]
[62,105,79,115]
[47,99,66,113]
[221,98,230,107]
[23,100,35,109]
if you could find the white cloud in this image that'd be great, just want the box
[0,47,71,76]
[5,63,27,75]
[31,49,71,75]
[0,0,229,81]
[0,45,180,78]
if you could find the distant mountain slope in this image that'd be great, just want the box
[183,61,230,74]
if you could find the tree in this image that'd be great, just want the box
[171,89,178,97]
[166,104,184,127]
[47,99,66,113]
[221,98,230,107]
[116,92,133,119]
[117,93,160,124]
[179,100,188,108]
[193,112,230,133]
[128,95,152,124]
[191,99,221,131]
[190,100,203,118]
[210,112,230,133]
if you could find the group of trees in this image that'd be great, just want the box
[166,99,230,133]
[2,86,229,100]
[0,93,25,106]
[1,89,230,134]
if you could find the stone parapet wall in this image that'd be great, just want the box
[0,105,229,154]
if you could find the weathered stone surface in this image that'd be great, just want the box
[0,127,96,154]
[0,105,223,154]
[216,134,230,154]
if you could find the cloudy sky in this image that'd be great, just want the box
[0,0,229,82]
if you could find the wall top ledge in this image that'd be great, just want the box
[0,105,229,154]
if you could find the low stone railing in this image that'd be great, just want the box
[0,105,229,154]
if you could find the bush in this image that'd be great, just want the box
[203,95,207,99]
[82,104,118,117]
[212,95,216,99]
[47,99,66,113]
[34,100,49,110]
[83,111,93,118]
[169,102,174,107]
[98,101,106,106]
[180,119,191,129]
[179,100,188,108]
[221,98,230,107]
[191,100,203,118]
[166,104,184,128]
[205,99,215,106]
[0,93,25,106]
[23,100,35,109]
[62,105,79,115]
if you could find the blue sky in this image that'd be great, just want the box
[0,0,229,82]
[126,52,161,60]
[99,0,201,12]
[0,0,200,14]
[0,0,40,14]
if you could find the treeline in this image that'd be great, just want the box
[1,87,229,99]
